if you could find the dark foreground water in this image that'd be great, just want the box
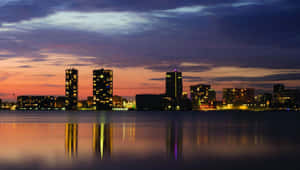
[0,111,299,170]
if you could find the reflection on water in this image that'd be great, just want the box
[0,111,299,168]
[65,123,78,159]
[92,123,112,160]
[166,121,182,160]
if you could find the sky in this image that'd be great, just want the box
[0,0,300,101]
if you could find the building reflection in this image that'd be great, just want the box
[122,122,136,143]
[93,123,112,160]
[166,121,183,160]
[65,123,78,159]
[193,120,264,145]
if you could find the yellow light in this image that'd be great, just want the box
[239,105,248,110]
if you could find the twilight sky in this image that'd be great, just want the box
[0,0,300,101]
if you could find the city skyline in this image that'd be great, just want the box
[1,0,300,101]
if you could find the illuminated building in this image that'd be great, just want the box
[166,121,182,160]
[166,71,182,99]
[65,123,78,159]
[136,94,165,111]
[222,88,255,107]
[0,99,1,110]
[1,101,16,110]
[165,71,192,111]
[123,97,136,110]
[55,96,66,110]
[93,69,113,110]
[87,96,93,108]
[273,84,300,109]
[255,93,272,108]
[17,96,55,110]
[113,95,125,108]
[93,123,112,160]
[65,69,78,110]
[190,84,216,110]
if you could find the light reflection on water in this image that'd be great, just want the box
[0,111,299,169]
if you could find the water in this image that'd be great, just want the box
[0,111,299,169]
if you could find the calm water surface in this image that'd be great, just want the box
[0,111,299,169]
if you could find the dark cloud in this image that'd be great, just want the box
[149,76,207,82]
[213,73,300,82]
[18,65,32,68]
[0,0,240,23]
[215,0,300,48]
[68,63,95,67]
[42,84,63,88]
[149,78,165,81]
[146,64,211,73]
[0,0,299,73]
[0,74,9,82]
[0,92,10,97]
[33,74,56,78]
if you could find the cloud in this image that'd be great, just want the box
[42,84,63,88]
[146,63,211,73]
[213,73,300,82]
[17,65,32,68]
[0,11,155,35]
[33,74,56,78]
[0,0,299,74]
[68,63,95,67]
[0,74,9,82]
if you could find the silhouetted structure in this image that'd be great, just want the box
[55,96,66,109]
[165,71,192,110]
[190,84,216,110]
[65,69,78,110]
[93,123,112,160]
[223,88,255,106]
[255,93,272,108]
[93,69,113,110]
[166,71,183,99]
[113,95,126,108]
[136,94,165,111]
[65,123,78,159]
[166,121,183,160]
[273,84,300,109]
[17,96,55,110]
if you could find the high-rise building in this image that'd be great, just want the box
[166,71,183,99]
[93,69,113,110]
[190,84,216,110]
[223,88,255,106]
[65,69,78,110]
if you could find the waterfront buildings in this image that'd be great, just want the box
[255,93,272,108]
[136,94,165,111]
[65,69,78,110]
[190,84,216,110]
[93,69,113,110]
[166,71,183,99]
[273,84,300,109]
[17,96,56,110]
[223,88,255,107]
[55,96,66,109]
